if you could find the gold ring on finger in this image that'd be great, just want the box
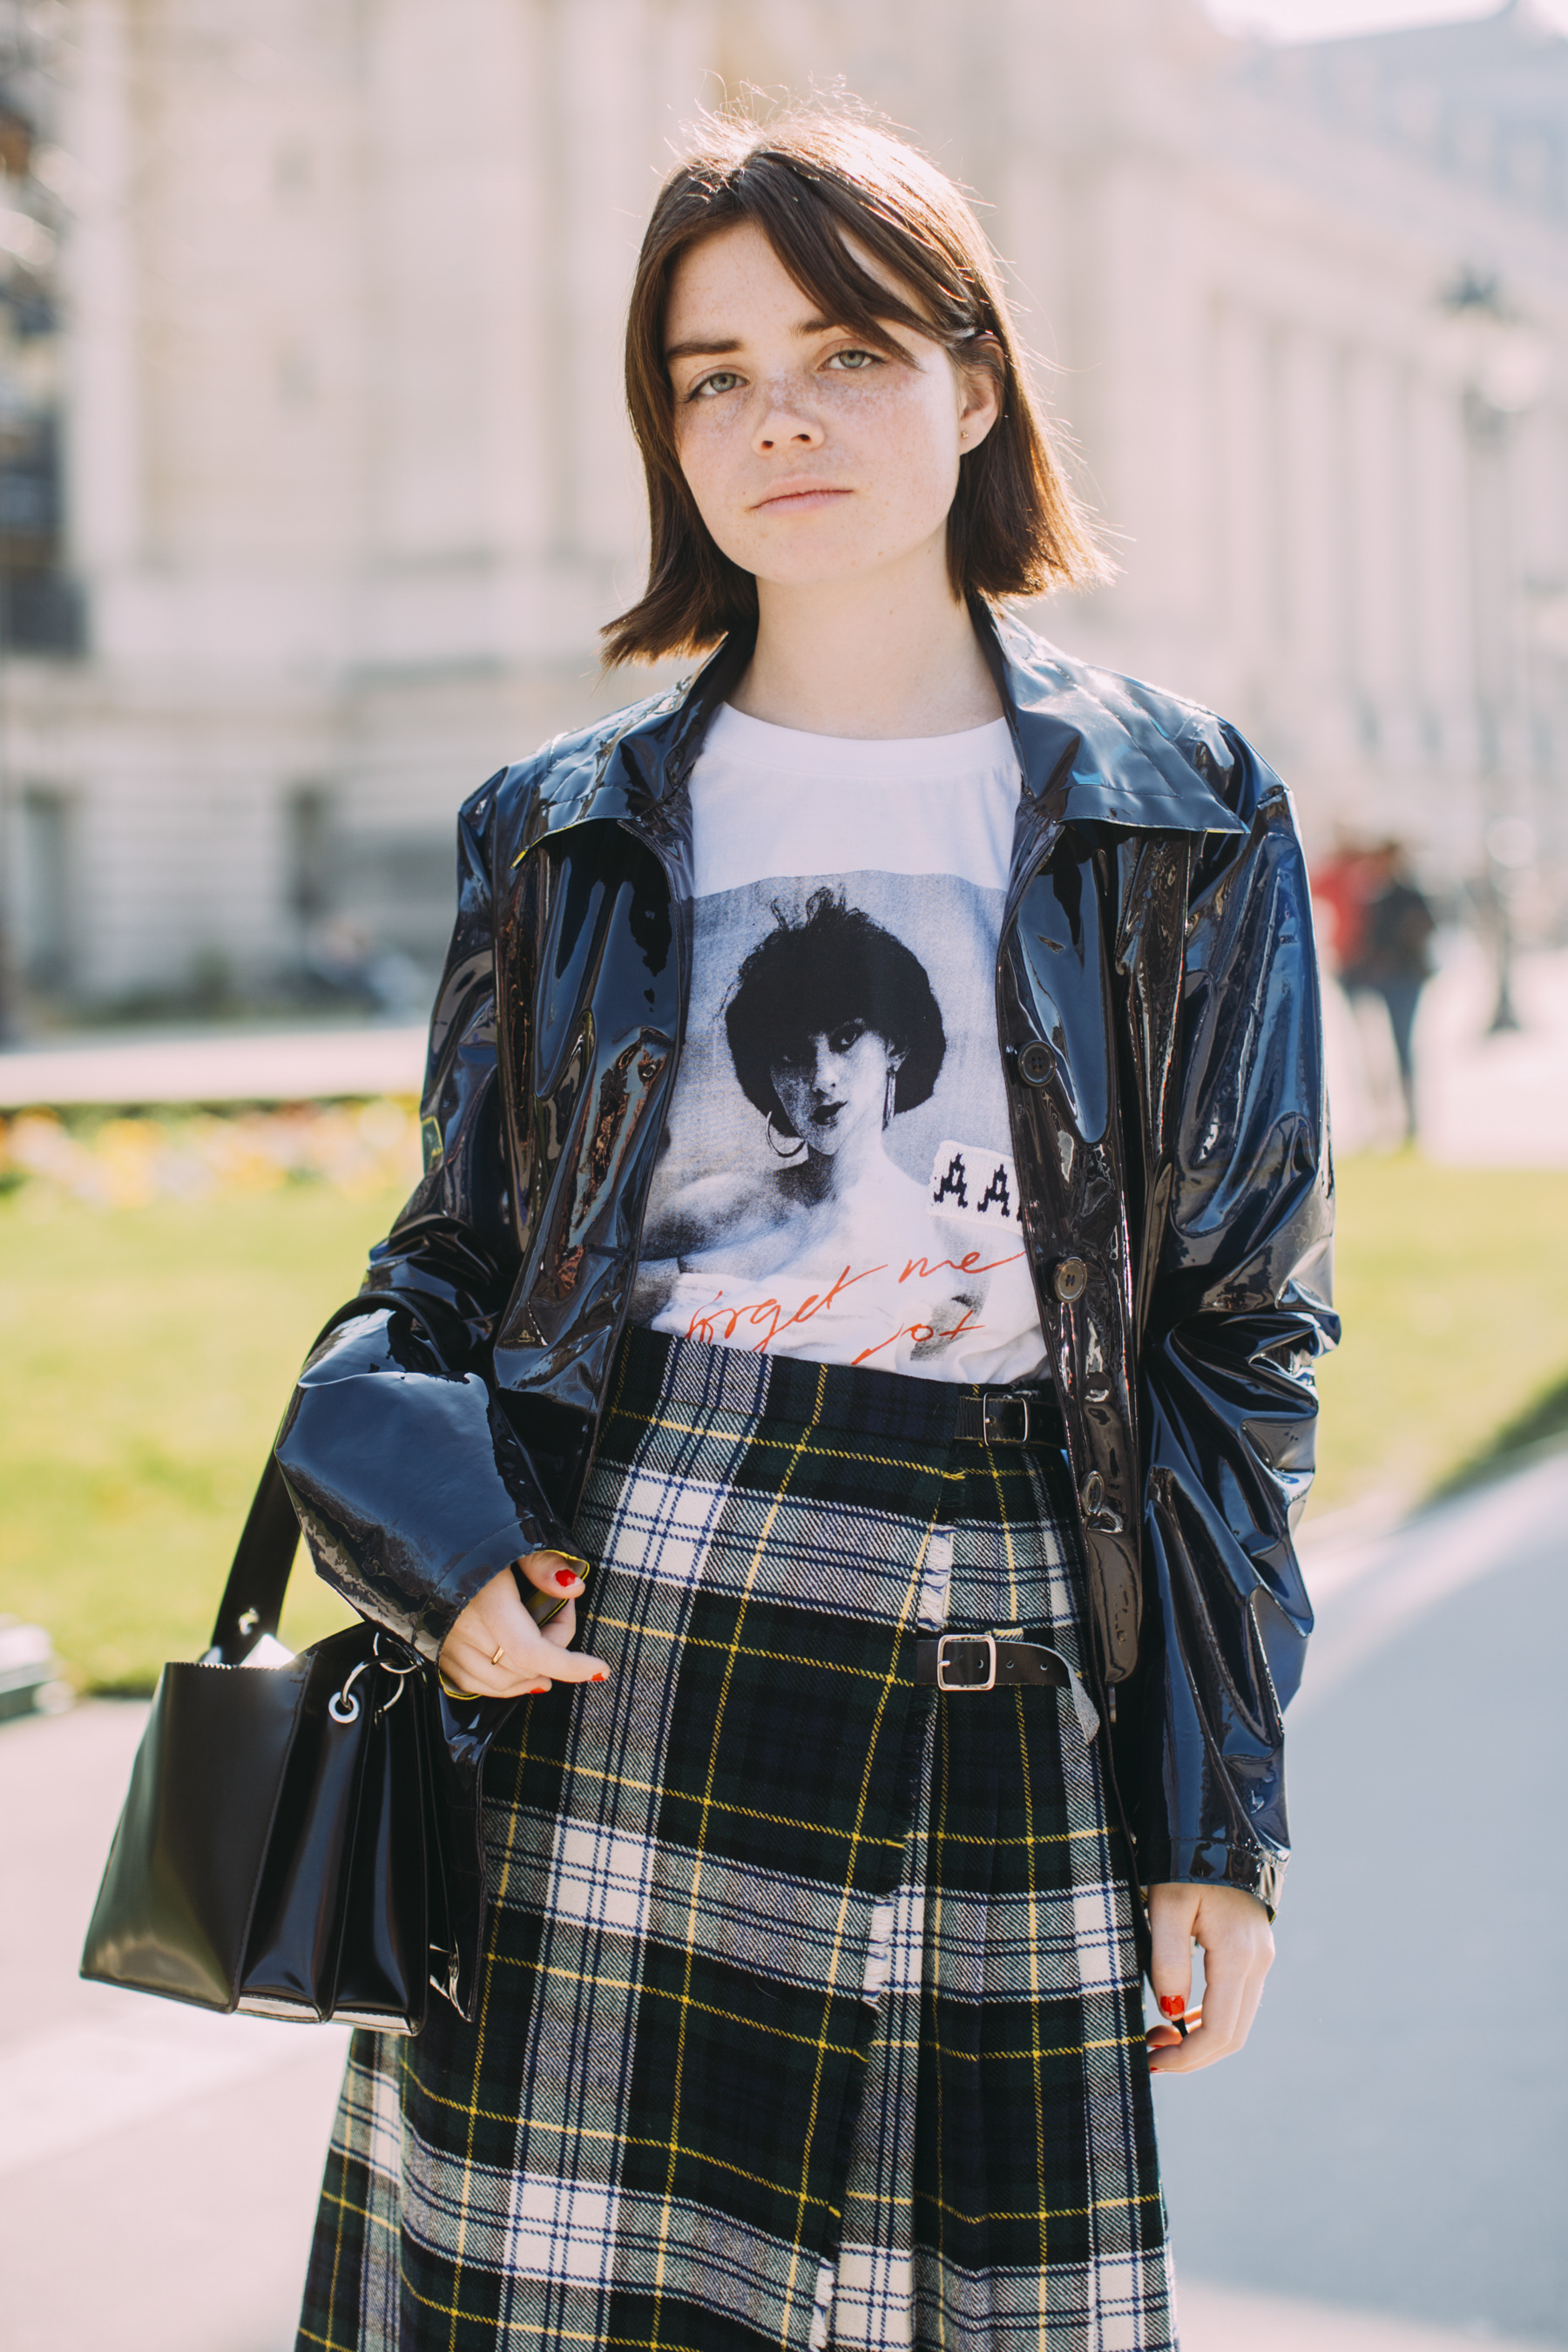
[490,1643,507,1667]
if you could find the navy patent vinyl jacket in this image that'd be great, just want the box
[276,605,1337,1916]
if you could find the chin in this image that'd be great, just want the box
[732,529,915,589]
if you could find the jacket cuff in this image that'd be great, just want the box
[408,1514,579,1659]
[1138,1835,1285,1917]
[284,1465,578,1664]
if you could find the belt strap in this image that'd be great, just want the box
[914,1634,1071,1692]
[952,1389,1064,1448]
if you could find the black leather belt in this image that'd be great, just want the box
[952,1389,1064,1448]
[914,1633,1072,1692]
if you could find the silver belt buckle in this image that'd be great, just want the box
[936,1632,997,1693]
[981,1394,1030,1446]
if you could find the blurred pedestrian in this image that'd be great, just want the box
[1342,840,1436,1140]
[1311,828,1379,977]
[273,105,1335,2351]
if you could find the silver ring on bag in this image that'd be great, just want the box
[328,1660,369,1725]
[372,1632,420,1719]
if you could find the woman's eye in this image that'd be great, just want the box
[825,348,882,374]
[689,369,743,401]
[828,1019,868,1052]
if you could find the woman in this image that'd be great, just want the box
[284,105,1335,2352]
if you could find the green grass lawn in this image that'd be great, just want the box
[1312,1159,1568,1514]
[0,1184,397,1690]
[2,1154,1565,1692]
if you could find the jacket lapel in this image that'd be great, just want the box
[986,606,1248,842]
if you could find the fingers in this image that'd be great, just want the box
[1146,1881,1197,2046]
[540,1599,578,1652]
[1227,1955,1268,2054]
[1146,1884,1274,2077]
[517,1550,589,1605]
[436,1560,608,1701]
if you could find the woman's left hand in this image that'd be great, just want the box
[436,1555,605,1700]
[1144,1882,1274,2074]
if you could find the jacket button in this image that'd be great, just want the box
[1017,1041,1053,1087]
[1080,1471,1105,1517]
[1052,1256,1088,1302]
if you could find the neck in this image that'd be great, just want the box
[730,546,1004,740]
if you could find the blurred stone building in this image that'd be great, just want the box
[3,0,1566,1013]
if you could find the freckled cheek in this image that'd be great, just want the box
[845,395,956,506]
[674,427,749,533]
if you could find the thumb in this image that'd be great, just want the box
[1147,1882,1198,2033]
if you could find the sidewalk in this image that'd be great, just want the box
[0,1698,346,2352]
[1157,1450,1568,2342]
[0,1021,427,1109]
[3,1459,1563,2349]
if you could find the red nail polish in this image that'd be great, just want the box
[1158,1995,1185,2017]
[555,1568,578,1588]
[591,1671,606,1683]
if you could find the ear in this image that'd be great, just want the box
[956,333,1004,456]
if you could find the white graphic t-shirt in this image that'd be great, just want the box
[629,705,1048,1385]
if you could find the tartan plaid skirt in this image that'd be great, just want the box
[297,1329,1174,2351]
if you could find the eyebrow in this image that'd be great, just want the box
[664,315,841,364]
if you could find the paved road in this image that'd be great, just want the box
[0,1700,348,2352]
[3,1456,1564,2350]
[1158,1449,1568,2345]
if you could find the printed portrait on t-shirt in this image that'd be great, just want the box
[631,868,1044,1384]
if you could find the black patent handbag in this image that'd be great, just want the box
[81,1453,449,2035]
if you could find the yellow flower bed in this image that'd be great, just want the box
[0,1099,422,1210]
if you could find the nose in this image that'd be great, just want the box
[809,1037,841,1092]
[754,376,824,456]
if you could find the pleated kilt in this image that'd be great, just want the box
[296,1328,1174,2352]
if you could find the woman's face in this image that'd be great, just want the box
[770,1017,902,1161]
[664,221,997,595]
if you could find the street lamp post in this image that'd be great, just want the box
[1440,270,1549,1037]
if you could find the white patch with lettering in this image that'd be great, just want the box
[928,1140,1018,1227]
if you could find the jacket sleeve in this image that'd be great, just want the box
[1129,737,1339,1911]
[274,772,581,1662]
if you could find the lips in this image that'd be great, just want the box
[753,483,850,511]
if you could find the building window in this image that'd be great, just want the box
[287,783,337,929]
[18,783,70,988]
[0,18,85,659]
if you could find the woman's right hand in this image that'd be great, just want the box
[436,1555,609,1700]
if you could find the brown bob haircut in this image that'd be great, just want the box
[601,105,1108,666]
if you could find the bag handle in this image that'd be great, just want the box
[206,1454,303,1659]
[206,1301,376,1660]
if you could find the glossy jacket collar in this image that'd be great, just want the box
[523,600,1250,848]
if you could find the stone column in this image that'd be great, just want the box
[1275,321,1354,780]
[1213,299,1277,732]
[1343,342,1412,772]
